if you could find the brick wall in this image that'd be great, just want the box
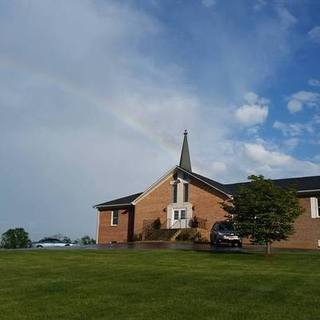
[97,209,130,243]
[272,197,320,249]
[189,177,230,241]
[134,175,173,236]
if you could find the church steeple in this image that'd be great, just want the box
[179,130,192,172]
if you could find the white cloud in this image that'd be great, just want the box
[245,143,292,166]
[287,99,303,113]
[276,6,297,30]
[287,91,320,113]
[309,78,320,87]
[201,0,216,8]
[235,92,269,126]
[273,121,313,136]
[243,143,320,176]
[253,0,267,11]
[235,105,268,126]
[210,161,227,174]
[283,138,300,150]
[308,26,320,44]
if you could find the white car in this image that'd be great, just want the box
[33,238,73,248]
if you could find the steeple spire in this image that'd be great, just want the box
[179,130,192,172]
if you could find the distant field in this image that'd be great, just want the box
[0,249,319,320]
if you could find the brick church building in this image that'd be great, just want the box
[94,131,320,249]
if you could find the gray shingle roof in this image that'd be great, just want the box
[185,170,231,195]
[94,192,143,208]
[225,175,320,194]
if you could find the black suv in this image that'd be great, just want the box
[210,221,242,247]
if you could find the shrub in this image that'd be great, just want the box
[175,229,208,243]
[193,232,208,243]
[176,229,196,241]
[189,216,199,228]
[133,233,142,241]
[151,218,161,230]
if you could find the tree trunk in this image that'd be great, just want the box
[266,241,271,255]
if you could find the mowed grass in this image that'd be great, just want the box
[0,249,319,320]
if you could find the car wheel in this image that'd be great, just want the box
[237,242,242,248]
[36,245,43,248]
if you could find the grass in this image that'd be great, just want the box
[0,249,319,320]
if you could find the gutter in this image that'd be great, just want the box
[93,203,133,209]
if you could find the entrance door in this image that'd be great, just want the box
[172,209,187,229]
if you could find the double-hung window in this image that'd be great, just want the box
[111,210,119,226]
[310,197,320,218]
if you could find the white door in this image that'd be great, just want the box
[172,209,187,229]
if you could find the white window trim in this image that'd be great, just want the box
[310,197,320,218]
[111,210,119,226]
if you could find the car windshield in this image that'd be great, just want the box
[219,223,235,232]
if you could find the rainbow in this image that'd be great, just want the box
[0,56,180,159]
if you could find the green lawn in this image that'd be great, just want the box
[0,249,319,320]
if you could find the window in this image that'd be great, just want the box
[111,210,119,226]
[173,209,186,220]
[173,184,178,203]
[310,197,320,218]
[184,183,189,202]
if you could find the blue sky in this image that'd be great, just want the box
[1,0,320,239]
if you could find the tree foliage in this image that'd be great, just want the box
[222,175,303,254]
[1,228,31,249]
[80,235,96,245]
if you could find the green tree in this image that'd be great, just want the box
[1,228,31,249]
[80,235,96,245]
[222,175,303,254]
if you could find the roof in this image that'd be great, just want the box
[225,175,320,194]
[94,192,143,209]
[181,169,231,195]
[94,172,320,209]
